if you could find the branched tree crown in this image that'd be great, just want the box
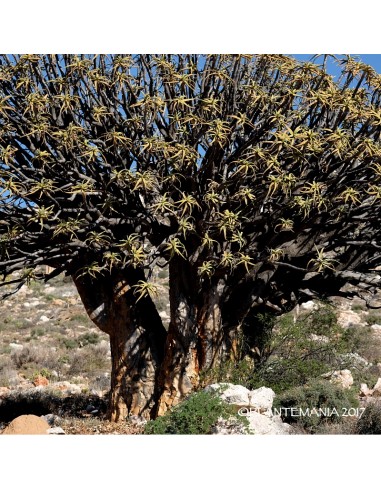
[1,54,381,305]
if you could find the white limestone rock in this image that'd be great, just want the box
[248,387,275,415]
[204,383,250,407]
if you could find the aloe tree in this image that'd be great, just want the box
[1,54,381,420]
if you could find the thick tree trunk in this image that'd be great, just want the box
[156,264,286,416]
[156,259,200,415]
[197,278,233,367]
[72,268,167,421]
[72,261,254,421]
[156,260,233,416]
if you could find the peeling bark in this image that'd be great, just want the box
[197,278,229,368]
[73,268,166,421]
[72,262,273,421]
[157,261,233,416]
[156,259,200,415]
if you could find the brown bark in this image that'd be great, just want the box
[72,261,242,421]
[197,278,230,368]
[72,268,166,421]
[156,260,233,416]
[156,259,200,415]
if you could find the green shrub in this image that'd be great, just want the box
[202,303,378,394]
[61,338,77,350]
[340,325,372,353]
[351,304,365,312]
[351,367,379,390]
[31,327,46,339]
[200,357,255,388]
[308,304,338,335]
[356,401,381,434]
[341,325,381,364]
[234,303,375,393]
[251,357,335,394]
[240,304,347,393]
[77,332,100,346]
[365,313,381,326]
[273,379,359,433]
[58,355,70,364]
[144,390,249,435]
[33,367,52,379]
[61,332,101,349]
[69,313,89,324]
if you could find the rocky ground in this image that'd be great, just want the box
[2,268,381,434]
[0,269,169,435]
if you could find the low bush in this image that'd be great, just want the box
[341,325,381,364]
[10,345,57,370]
[199,357,255,388]
[32,367,53,380]
[69,313,89,324]
[68,344,110,377]
[61,338,77,350]
[144,390,249,435]
[30,327,46,339]
[356,401,381,434]
[351,304,365,312]
[203,303,379,394]
[273,378,359,433]
[0,366,18,387]
[365,313,381,326]
[60,333,102,349]
[77,332,100,347]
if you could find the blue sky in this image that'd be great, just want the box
[293,54,381,77]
